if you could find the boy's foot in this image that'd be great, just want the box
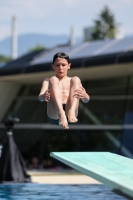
[59,111,69,129]
[68,110,78,123]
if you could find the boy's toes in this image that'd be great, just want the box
[68,111,78,123]
[68,116,78,123]
[59,122,69,129]
[63,124,69,129]
[65,125,69,129]
[73,117,78,122]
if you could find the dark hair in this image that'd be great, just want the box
[52,52,70,64]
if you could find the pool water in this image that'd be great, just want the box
[0,184,129,200]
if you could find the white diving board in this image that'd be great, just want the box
[50,152,133,198]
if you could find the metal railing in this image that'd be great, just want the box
[0,123,133,130]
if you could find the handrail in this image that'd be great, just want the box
[0,123,133,130]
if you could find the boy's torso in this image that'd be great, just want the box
[48,76,71,104]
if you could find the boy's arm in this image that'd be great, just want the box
[38,78,50,102]
[80,82,90,103]
[81,91,90,103]
[74,85,90,103]
[80,86,90,103]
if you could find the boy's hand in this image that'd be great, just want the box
[74,87,89,102]
[44,90,50,102]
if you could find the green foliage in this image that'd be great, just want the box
[91,6,116,40]
[0,55,11,63]
[29,44,45,52]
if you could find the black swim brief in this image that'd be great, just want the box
[48,117,60,125]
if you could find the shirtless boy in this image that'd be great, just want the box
[38,52,90,129]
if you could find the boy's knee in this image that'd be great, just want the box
[71,76,80,83]
[49,76,59,84]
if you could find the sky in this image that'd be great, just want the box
[0,0,133,41]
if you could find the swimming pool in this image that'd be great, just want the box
[0,184,128,200]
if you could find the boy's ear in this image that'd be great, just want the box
[68,63,71,69]
[51,63,54,69]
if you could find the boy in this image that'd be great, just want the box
[38,52,90,129]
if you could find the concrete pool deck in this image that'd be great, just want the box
[28,170,101,184]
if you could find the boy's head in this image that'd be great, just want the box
[52,52,71,78]
[52,52,70,64]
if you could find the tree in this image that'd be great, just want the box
[0,55,11,63]
[91,6,116,40]
[29,44,46,52]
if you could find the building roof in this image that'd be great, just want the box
[31,37,133,65]
[0,50,44,75]
[0,37,133,76]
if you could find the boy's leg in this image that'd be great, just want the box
[47,98,59,119]
[66,76,81,122]
[47,76,69,129]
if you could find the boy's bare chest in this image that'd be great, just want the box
[59,79,71,92]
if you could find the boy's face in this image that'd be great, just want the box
[52,57,71,78]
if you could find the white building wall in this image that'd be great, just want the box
[0,82,21,122]
[115,23,124,39]
[11,16,18,59]
[83,27,93,41]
